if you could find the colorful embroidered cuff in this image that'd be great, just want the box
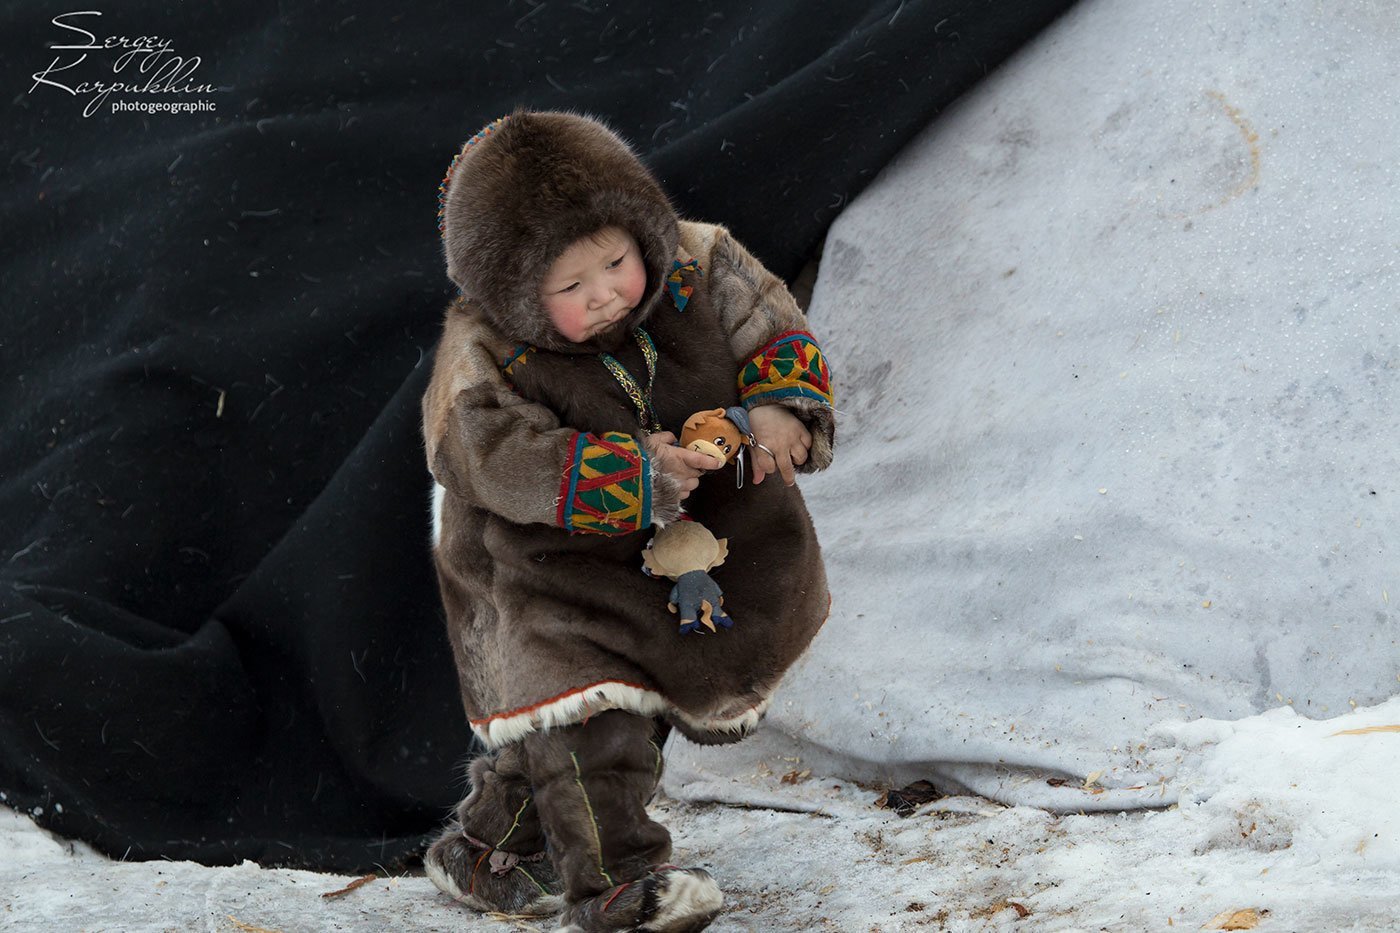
[557,431,652,535]
[737,330,834,409]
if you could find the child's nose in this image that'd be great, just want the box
[587,282,615,309]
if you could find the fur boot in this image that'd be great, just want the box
[552,866,724,933]
[424,745,563,916]
[524,710,723,932]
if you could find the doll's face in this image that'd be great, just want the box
[679,411,745,464]
[540,226,648,343]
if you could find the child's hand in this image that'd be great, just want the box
[748,405,812,486]
[644,431,724,500]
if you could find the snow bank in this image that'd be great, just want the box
[1159,697,1400,872]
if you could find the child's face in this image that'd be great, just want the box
[540,226,648,343]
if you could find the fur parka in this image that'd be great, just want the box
[424,111,836,748]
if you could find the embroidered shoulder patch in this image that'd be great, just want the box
[738,330,834,408]
[558,431,652,535]
[667,257,703,312]
[501,344,534,383]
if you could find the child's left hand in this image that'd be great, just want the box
[747,405,812,486]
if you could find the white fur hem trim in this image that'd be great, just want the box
[471,680,769,748]
[430,481,446,548]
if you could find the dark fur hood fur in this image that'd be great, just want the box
[440,111,680,354]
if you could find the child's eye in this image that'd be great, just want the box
[559,282,580,293]
[607,255,625,269]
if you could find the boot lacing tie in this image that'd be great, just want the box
[462,832,547,877]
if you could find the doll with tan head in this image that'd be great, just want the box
[642,520,732,634]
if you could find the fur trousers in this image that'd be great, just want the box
[522,709,673,901]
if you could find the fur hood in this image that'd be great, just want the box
[439,111,680,354]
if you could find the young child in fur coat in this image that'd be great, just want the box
[422,110,835,932]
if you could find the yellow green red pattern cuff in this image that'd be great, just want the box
[557,431,651,535]
[738,331,833,409]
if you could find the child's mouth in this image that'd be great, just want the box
[595,309,632,335]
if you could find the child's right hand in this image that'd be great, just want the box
[643,431,724,500]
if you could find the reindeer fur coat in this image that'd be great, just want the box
[424,112,835,749]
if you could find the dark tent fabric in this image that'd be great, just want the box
[1,0,1075,871]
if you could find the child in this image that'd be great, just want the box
[422,110,835,932]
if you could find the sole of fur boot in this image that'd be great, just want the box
[553,866,723,932]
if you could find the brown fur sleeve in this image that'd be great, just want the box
[422,301,684,528]
[680,222,836,472]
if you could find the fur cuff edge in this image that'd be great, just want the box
[649,464,685,527]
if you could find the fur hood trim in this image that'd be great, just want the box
[439,110,680,354]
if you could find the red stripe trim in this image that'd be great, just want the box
[570,500,622,524]
[748,330,819,380]
[590,436,640,460]
[575,468,638,493]
[469,679,656,728]
[571,500,614,519]
[767,329,815,345]
[602,883,630,912]
[470,849,489,895]
[557,432,584,527]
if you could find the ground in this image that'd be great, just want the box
[7,696,1400,933]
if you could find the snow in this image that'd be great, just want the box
[8,0,1400,929]
[5,698,1400,930]
[667,0,1400,811]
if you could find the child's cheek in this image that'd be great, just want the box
[625,259,647,306]
[564,306,591,341]
[547,296,588,342]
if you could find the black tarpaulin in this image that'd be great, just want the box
[1,0,1075,871]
